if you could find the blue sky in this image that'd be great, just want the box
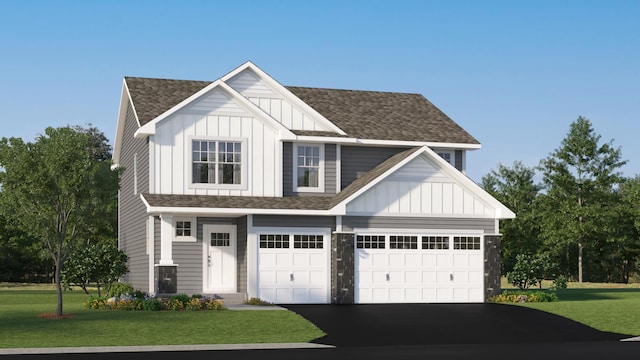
[0,0,638,183]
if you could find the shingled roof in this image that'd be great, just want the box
[124,77,479,144]
[287,87,479,144]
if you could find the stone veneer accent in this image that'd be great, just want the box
[331,233,355,304]
[484,235,502,301]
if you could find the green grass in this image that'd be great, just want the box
[0,286,326,349]
[499,277,640,336]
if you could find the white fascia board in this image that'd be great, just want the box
[330,145,516,220]
[418,146,516,220]
[221,61,347,136]
[355,138,482,150]
[140,202,341,218]
[133,79,296,140]
[331,147,426,208]
[112,80,138,166]
[216,81,297,140]
[292,136,358,144]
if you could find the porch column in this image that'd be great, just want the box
[159,214,174,265]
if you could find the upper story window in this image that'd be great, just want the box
[294,143,324,193]
[191,139,244,188]
[434,149,454,166]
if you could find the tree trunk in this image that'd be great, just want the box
[578,241,583,283]
[54,258,63,317]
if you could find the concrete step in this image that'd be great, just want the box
[208,293,247,305]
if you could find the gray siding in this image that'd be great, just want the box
[253,215,336,230]
[342,216,496,233]
[341,146,410,189]
[236,216,248,293]
[455,150,463,171]
[118,100,150,291]
[283,142,336,196]
[152,216,247,295]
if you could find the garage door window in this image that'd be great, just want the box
[259,234,290,248]
[357,235,385,249]
[453,236,481,250]
[294,235,324,249]
[422,236,450,250]
[389,236,418,249]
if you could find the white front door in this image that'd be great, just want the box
[204,225,237,292]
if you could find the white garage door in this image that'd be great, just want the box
[258,231,330,304]
[356,233,484,303]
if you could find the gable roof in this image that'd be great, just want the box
[123,75,479,145]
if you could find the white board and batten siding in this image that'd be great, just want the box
[226,69,334,132]
[347,155,495,217]
[151,87,280,197]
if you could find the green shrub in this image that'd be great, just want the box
[489,289,558,303]
[107,282,134,297]
[244,297,274,306]
[551,275,568,290]
[141,298,162,311]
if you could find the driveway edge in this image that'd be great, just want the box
[0,343,335,355]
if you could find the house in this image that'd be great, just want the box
[112,61,515,304]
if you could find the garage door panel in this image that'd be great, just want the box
[468,270,483,283]
[308,253,325,266]
[404,253,420,267]
[372,253,388,266]
[355,232,484,304]
[436,271,451,283]
[372,287,388,302]
[292,253,308,266]
[258,232,329,304]
[260,253,276,266]
[469,254,483,267]
[422,287,436,301]
[436,287,452,301]
[389,253,404,266]
[260,271,276,284]
[276,288,293,303]
[389,288,405,302]
[436,254,450,266]
[372,270,388,283]
[276,253,290,266]
[276,270,292,283]
[308,270,324,284]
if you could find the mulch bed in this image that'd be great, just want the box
[38,312,74,320]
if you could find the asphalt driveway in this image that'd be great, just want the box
[282,303,629,347]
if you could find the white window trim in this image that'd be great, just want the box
[173,217,197,242]
[293,143,325,193]
[188,136,248,190]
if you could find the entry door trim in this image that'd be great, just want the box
[203,224,237,293]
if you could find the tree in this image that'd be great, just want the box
[537,116,627,282]
[0,126,120,316]
[63,241,128,296]
[481,161,542,273]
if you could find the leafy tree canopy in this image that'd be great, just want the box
[0,125,120,316]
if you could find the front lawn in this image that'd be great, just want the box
[0,285,326,349]
[500,278,640,336]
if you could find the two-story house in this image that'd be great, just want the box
[112,61,515,304]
